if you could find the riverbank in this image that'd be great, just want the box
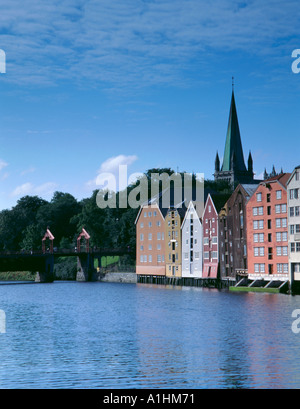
[0,271,35,281]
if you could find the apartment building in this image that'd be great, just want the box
[287,166,300,291]
[135,203,166,279]
[219,184,258,281]
[181,201,203,278]
[246,173,291,279]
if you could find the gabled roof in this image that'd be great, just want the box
[181,201,202,228]
[240,183,260,201]
[221,91,247,173]
[287,166,300,186]
[262,172,291,189]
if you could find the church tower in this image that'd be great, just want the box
[214,83,255,187]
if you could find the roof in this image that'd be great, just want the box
[221,91,247,173]
[240,183,260,200]
[287,166,300,186]
[263,173,292,189]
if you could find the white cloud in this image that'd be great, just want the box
[11,181,58,198]
[0,159,8,171]
[87,154,138,191]
[11,182,33,197]
[20,166,36,176]
[1,0,300,88]
[98,154,138,174]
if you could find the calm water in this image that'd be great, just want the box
[0,281,300,389]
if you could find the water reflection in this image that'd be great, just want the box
[0,282,300,388]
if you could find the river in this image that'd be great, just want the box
[0,281,300,389]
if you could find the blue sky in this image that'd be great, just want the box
[0,0,300,209]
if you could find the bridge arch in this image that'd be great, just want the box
[42,228,55,254]
[77,228,90,253]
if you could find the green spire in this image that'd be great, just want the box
[221,91,247,172]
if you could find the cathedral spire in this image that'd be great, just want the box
[221,88,247,173]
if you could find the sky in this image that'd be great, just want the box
[0,0,300,210]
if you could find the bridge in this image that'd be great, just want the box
[0,228,132,283]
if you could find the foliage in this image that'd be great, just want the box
[0,169,232,261]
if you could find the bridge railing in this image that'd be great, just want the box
[0,246,133,256]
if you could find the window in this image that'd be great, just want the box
[148,222,152,227]
[143,255,147,262]
[254,247,259,257]
[296,206,300,216]
[259,207,264,215]
[296,224,300,233]
[290,207,295,217]
[254,234,259,243]
[277,264,283,273]
[212,251,218,259]
[148,233,152,240]
[195,252,200,259]
[254,263,259,273]
[282,218,287,228]
[276,190,282,200]
[281,204,287,213]
[297,243,300,252]
[149,255,152,263]
[148,212,152,217]
[157,255,161,263]
[156,221,161,226]
[208,205,211,213]
[259,233,264,243]
[140,234,144,241]
[259,220,264,229]
[275,205,281,214]
[277,247,282,256]
[204,252,209,259]
[140,223,144,228]
[157,244,161,250]
[184,253,189,260]
[153,211,157,217]
[291,243,295,252]
[276,219,281,228]
[283,264,288,273]
[253,220,258,230]
[282,232,287,242]
[257,192,262,202]
[140,255,143,263]
[140,245,144,251]
[253,207,258,216]
[148,244,152,250]
[144,212,147,218]
[276,232,282,242]
[157,232,161,240]
[283,246,288,256]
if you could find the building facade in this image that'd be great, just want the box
[165,207,184,278]
[246,174,291,280]
[287,166,300,290]
[181,201,203,278]
[202,194,219,278]
[135,203,166,278]
[219,184,258,281]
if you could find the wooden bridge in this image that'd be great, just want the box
[0,228,132,283]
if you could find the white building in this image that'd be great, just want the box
[181,201,203,278]
[287,165,300,290]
